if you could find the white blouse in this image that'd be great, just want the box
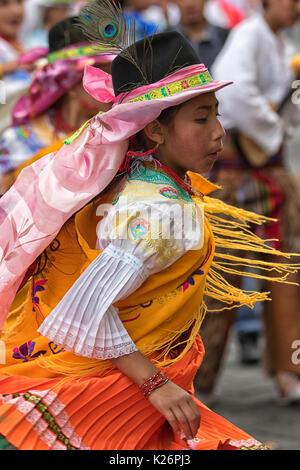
[38,169,204,360]
[212,14,299,156]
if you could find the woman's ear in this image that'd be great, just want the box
[143,120,165,146]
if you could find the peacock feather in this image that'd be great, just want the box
[80,0,136,52]
[79,0,156,89]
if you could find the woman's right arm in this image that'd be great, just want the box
[110,350,201,441]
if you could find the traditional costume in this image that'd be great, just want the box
[0,0,298,450]
[0,16,114,195]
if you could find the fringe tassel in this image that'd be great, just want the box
[202,195,300,312]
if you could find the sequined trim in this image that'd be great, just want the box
[229,439,270,450]
[48,44,105,63]
[1,391,90,450]
[128,71,213,103]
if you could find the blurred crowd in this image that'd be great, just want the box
[0,0,300,410]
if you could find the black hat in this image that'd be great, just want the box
[111,31,200,96]
[48,17,89,53]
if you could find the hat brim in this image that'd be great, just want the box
[84,63,232,139]
[99,79,232,142]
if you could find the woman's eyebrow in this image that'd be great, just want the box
[195,102,219,111]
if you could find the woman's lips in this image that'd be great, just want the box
[208,147,223,159]
[207,151,220,159]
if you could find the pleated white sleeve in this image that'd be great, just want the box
[38,197,203,360]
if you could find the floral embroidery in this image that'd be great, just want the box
[159,186,180,200]
[31,279,47,313]
[129,218,150,240]
[48,342,65,355]
[129,166,193,202]
[12,341,46,362]
[31,279,48,325]
[182,269,204,292]
[140,300,153,308]
[122,313,141,323]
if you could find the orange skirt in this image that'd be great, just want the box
[0,336,265,450]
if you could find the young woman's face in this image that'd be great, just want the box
[158,92,225,177]
[0,0,24,40]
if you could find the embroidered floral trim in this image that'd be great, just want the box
[128,166,193,202]
[0,390,90,450]
[159,186,180,200]
[128,218,151,240]
[48,44,103,64]
[128,71,212,103]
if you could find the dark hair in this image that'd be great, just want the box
[157,105,181,127]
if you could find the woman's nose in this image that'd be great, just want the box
[213,119,226,141]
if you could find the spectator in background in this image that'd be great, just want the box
[142,1,181,30]
[0,16,114,195]
[171,0,229,69]
[24,0,73,49]
[205,0,261,30]
[118,0,158,39]
[0,0,34,133]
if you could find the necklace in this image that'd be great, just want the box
[152,158,204,199]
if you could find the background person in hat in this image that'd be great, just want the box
[0,0,37,135]
[23,0,74,50]
[0,0,297,449]
[0,16,114,196]
[194,0,300,405]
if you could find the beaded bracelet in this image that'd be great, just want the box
[140,370,169,399]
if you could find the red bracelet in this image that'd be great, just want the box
[140,370,169,399]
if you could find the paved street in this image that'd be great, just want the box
[210,332,300,450]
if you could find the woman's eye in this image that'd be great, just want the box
[195,118,207,123]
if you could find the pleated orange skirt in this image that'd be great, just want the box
[0,336,266,450]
